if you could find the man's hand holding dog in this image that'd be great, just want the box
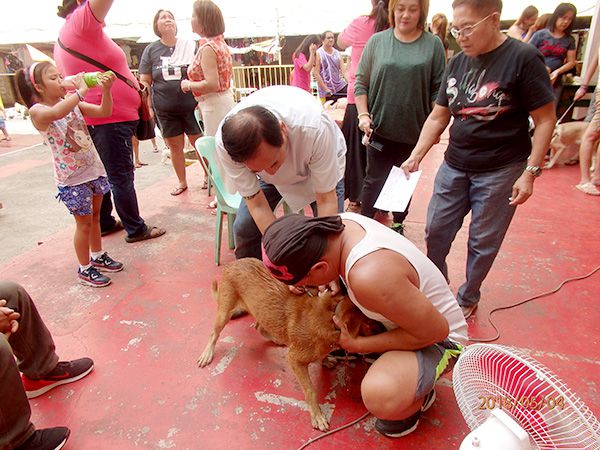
[333,315,362,353]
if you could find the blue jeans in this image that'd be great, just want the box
[88,121,147,237]
[425,160,526,307]
[234,179,345,259]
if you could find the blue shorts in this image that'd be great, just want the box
[56,176,110,216]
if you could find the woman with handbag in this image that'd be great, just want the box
[139,9,203,196]
[54,0,166,243]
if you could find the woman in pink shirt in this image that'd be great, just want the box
[291,35,321,92]
[337,0,390,213]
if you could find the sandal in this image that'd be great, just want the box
[201,179,208,190]
[576,182,600,196]
[207,199,217,209]
[125,225,166,243]
[170,186,188,196]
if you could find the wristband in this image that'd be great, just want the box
[75,90,84,102]
[357,112,371,121]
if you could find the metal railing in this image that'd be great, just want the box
[231,64,294,100]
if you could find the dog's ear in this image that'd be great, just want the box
[341,311,362,337]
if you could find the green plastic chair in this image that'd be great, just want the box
[195,136,242,266]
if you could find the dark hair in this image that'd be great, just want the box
[293,35,321,61]
[516,5,538,26]
[221,106,284,163]
[321,30,335,41]
[451,0,503,15]
[15,62,54,108]
[193,0,225,37]
[389,0,429,30]
[153,9,176,38]
[548,3,577,36]
[370,0,390,33]
[57,0,78,18]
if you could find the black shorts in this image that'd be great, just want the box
[155,110,202,139]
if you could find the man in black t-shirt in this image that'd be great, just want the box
[402,0,555,319]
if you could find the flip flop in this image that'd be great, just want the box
[576,182,600,196]
[170,186,188,196]
[201,179,208,190]
[206,199,217,209]
[125,225,166,243]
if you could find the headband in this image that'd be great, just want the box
[29,62,39,86]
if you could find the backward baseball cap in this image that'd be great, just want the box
[261,214,344,285]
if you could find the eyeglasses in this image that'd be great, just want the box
[450,13,497,39]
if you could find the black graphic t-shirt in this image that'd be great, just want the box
[138,40,198,115]
[436,38,554,172]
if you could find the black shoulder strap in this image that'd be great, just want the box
[57,38,139,92]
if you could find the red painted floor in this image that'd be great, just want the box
[1,137,599,449]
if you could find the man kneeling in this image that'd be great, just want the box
[261,213,468,437]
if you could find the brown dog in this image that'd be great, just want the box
[198,258,383,431]
[545,121,589,169]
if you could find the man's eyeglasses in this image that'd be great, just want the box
[450,12,497,39]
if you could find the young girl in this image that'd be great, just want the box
[15,62,123,287]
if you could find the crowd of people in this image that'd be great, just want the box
[2,0,600,447]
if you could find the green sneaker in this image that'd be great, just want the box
[390,222,405,235]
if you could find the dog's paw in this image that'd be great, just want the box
[197,351,214,368]
[311,410,330,432]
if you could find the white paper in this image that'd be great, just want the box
[373,167,422,212]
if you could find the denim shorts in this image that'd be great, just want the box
[56,176,110,216]
[415,340,463,399]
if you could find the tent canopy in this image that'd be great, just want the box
[0,0,597,45]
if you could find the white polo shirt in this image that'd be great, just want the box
[215,86,346,212]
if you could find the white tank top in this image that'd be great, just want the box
[340,213,468,342]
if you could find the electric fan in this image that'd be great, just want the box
[453,344,600,449]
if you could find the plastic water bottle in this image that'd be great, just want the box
[62,71,111,88]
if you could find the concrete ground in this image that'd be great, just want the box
[1,116,599,449]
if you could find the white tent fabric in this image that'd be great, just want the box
[0,0,597,45]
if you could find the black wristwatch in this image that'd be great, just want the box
[525,165,542,177]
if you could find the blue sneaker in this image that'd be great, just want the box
[91,252,124,272]
[78,266,111,287]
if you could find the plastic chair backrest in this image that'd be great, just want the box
[195,136,241,210]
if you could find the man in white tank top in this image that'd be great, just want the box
[262,213,468,438]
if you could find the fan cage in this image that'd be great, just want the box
[453,344,600,450]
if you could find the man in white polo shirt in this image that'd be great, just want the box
[215,85,346,259]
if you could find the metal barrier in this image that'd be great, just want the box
[232,64,294,100]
